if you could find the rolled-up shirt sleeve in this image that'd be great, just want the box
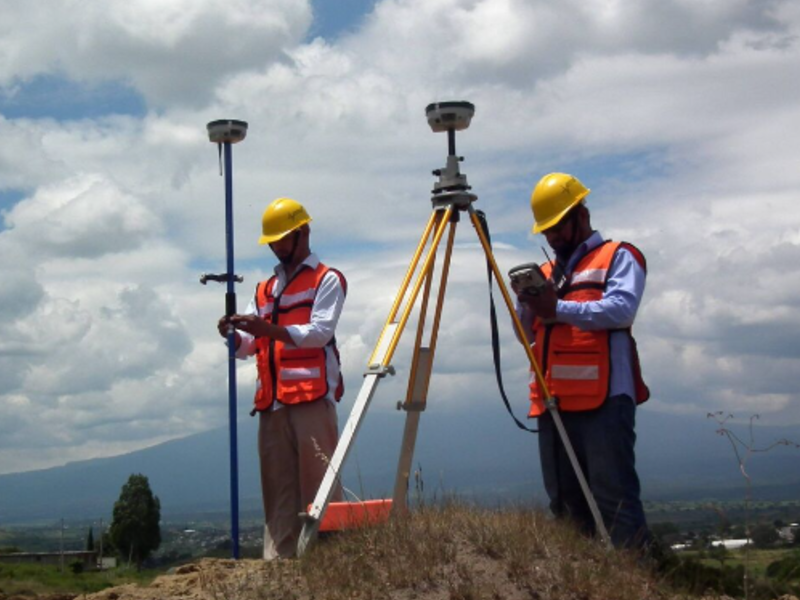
[233,293,258,359]
[555,248,645,331]
[284,271,346,348]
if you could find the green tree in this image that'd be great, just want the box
[109,473,161,569]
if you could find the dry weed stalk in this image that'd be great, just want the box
[311,436,361,503]
[707,411,800,600]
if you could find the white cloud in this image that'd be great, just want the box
[2,0,800,473]
[5,174,162,258]
[0,0,313,107]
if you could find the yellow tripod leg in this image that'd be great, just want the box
[392,215,458,512]
[368,210,440,368]
[375,207,452,368]
[298,207,452,555]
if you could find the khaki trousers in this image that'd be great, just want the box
[258,400,342,559]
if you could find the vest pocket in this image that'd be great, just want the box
[549,349,602,397]
[279,366,325,398]
[280,348,319,361]
[279,366,322,381]
[276,350,326,399]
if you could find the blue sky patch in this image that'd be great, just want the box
[0,189,26,232]
[0,74,146,121]
[570,148,673,187]
[308,0,378,40]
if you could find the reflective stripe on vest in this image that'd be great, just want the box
[528,240,649,417]
[252,263,344,411]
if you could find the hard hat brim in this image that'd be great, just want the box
[259,231,289,245]
[258,217,311,245]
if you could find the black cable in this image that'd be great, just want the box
[475,210,538,434]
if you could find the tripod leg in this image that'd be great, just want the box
[392,348,431,512]
[297,371,384,555]
[297,208,452,556]
[466,207,613,549]
[377,208,453,367]
[369,210,439,367]
[392,215,458,512]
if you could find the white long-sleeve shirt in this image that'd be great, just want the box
[236,253,346,405]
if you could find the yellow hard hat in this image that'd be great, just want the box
[530,173,590,234]
[258,197,312,245]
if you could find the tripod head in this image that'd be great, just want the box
[426,102,477,209]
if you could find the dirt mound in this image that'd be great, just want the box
[0,595,77,600]
[76,559,301,600]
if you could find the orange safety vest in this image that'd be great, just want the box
[253,263,345,412]
[528,241,650,417]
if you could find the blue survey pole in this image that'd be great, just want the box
[223,139,240,560]
[202,119,248,559]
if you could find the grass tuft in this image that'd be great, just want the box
[298,502,658,600]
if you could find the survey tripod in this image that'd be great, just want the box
[297,102,611,555]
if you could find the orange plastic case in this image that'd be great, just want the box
[313,499,393,532]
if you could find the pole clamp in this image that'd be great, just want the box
[200,273,244,285]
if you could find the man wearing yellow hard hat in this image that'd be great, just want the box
[513,173,651,549]
[218,197,345,559]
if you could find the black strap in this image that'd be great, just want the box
[475,210,538,434]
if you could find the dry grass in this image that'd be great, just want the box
[299,501,675,600]
[82,502,729,600]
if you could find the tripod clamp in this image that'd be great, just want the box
[544,396,559,411]
[364,364,396,378]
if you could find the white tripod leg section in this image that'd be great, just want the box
[297,365,393,556]
[546,401,613,549]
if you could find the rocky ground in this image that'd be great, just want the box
[2,557,799,600]
[0,559,293,600]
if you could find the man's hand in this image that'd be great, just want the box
[218,314,278,345]
[228,314,271,337]
[218,314,267,338]
[510,278,524,297]
[217,315,242,349]
[523,280,557,322]
[219,314,294,345]
[217,316,232,338]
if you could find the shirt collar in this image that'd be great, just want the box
[565,231,603,274]
[274,252,319,279]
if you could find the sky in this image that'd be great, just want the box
[1,0,799,476]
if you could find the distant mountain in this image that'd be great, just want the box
[1,405,798,524]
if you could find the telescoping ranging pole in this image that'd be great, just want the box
[201,119,248,559]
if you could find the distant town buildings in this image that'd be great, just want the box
[710,539,751,550]
[778,523,799,543]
